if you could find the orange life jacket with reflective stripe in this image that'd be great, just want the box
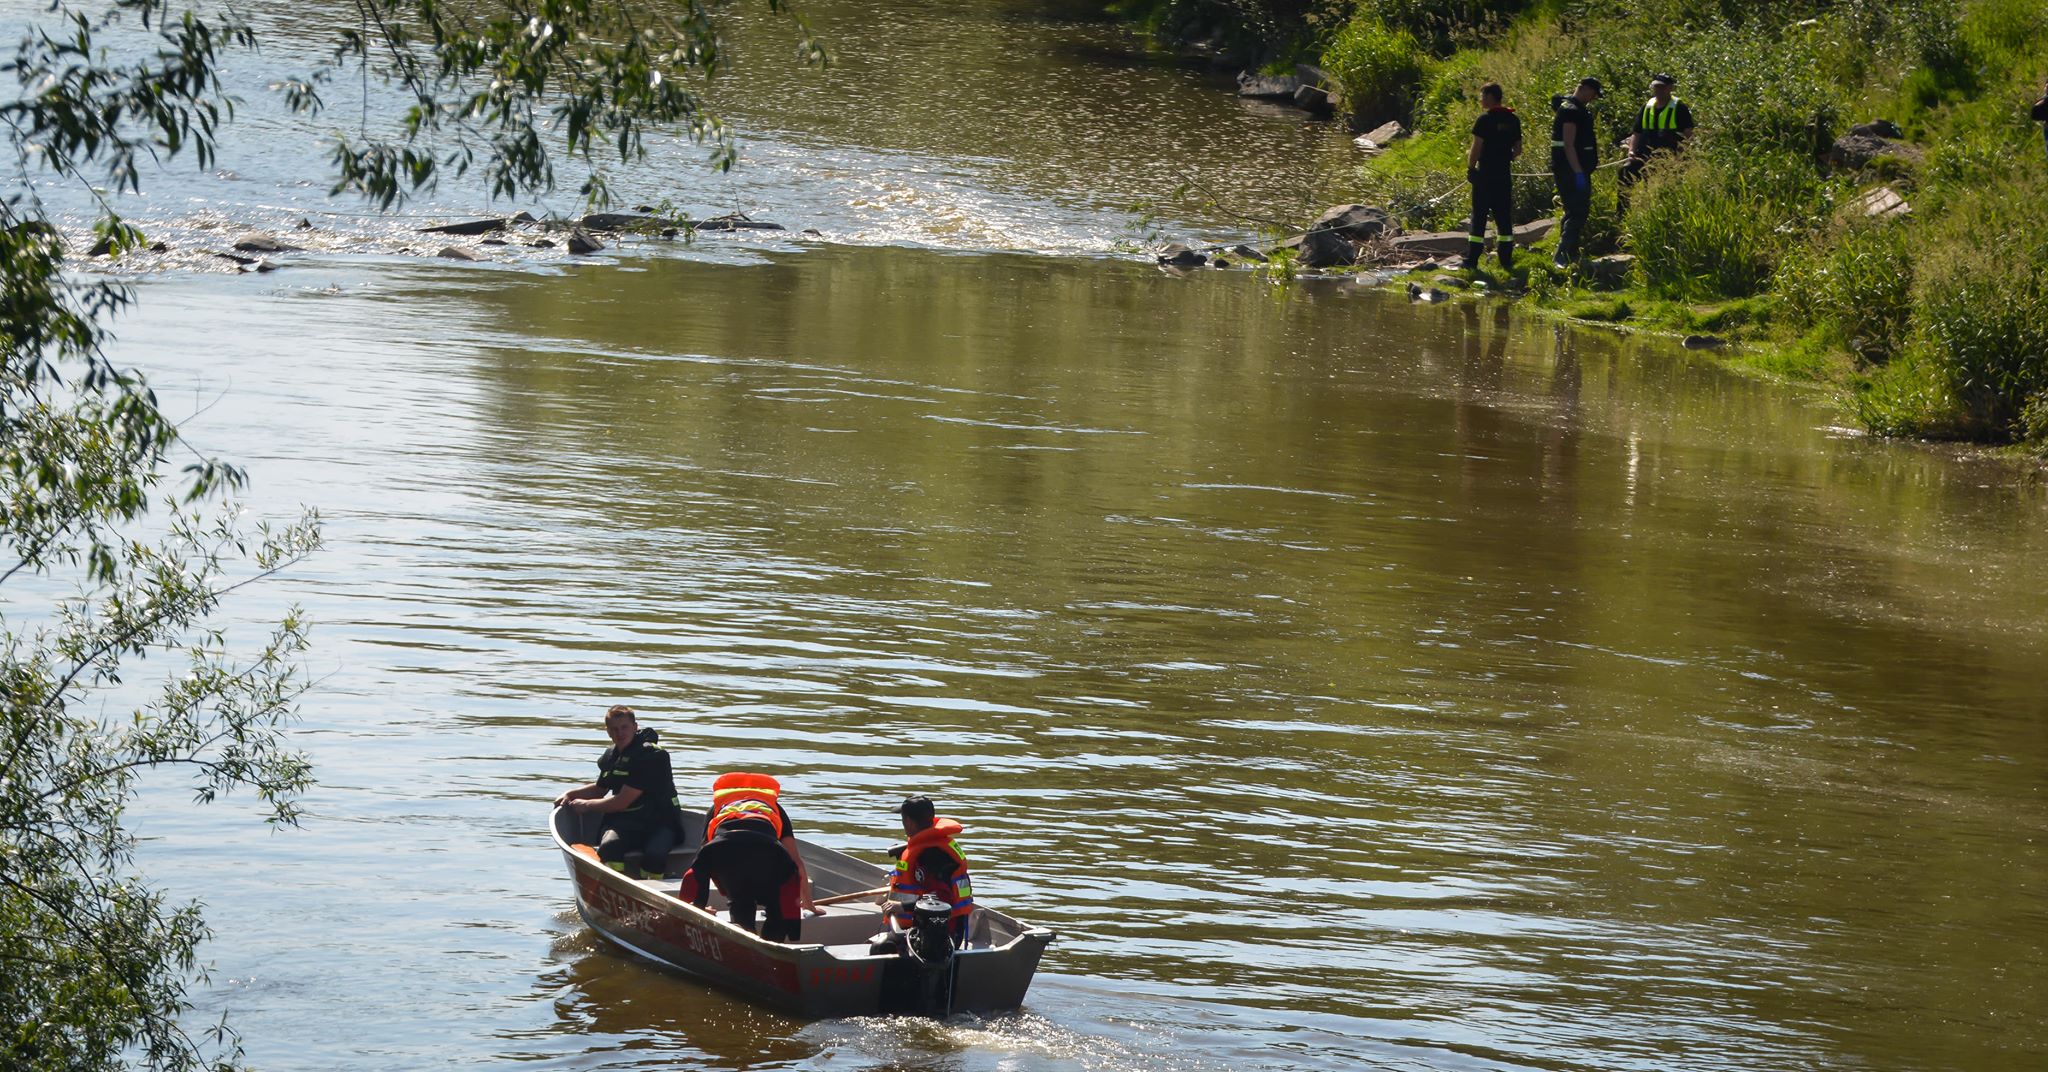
[891,817,972,921]
[705,771,785,840]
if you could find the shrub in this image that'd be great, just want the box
[1623,152,1805,299]
[1778,220,1915,365]
[1322,14,1425,124]
[1904,184,2048,438]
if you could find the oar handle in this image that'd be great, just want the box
[811,885,890,907]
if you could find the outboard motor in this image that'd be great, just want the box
[877,896,959,1016]
[906,896,957,969]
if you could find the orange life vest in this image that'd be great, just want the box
[704,771,786,840]
[891,817,972,922]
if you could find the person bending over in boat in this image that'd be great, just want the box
[870,796,974,953]
[553,705,686,879]
[678,772,819,942]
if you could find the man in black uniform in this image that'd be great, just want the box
[2033,80,2048,161]
[1550,76,1603,269]
[678,772,818,943]
[1618,73,1695,212]
[553,705,685,878]
[1464,82,1522,271]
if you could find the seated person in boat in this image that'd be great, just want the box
[553,705,685,879]
[873,796,974,952]
[678,772,818,942]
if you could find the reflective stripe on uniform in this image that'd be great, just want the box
[1641,98,1681,132]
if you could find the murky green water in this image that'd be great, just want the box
[114,245,2048,1072]
[24,0,2048,1068]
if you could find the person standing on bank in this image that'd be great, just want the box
[1618,73,1695,211]
[553,705,686,879]
[1550,76,1603,269]
[1464,82,1523,272]
[2033,80,2048,160]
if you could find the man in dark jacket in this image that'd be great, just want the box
[1464,82,1522,271]
[554,705,685,878]
[2033,82,2048,160]
[1551,76,1603,268]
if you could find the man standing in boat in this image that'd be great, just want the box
[874,796,974,951]
[679,772,819,941]
[553,705,686,878]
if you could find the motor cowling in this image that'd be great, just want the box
[906,896,956,968]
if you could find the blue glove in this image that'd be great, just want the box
[1574,171,1591,193]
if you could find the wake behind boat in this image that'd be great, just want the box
[550,805,1055,1017]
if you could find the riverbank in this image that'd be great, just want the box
[1121,0,2048,452]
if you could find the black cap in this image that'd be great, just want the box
[899,795,936,823]
[1650,73,1676,87]
[1579,76,1604,93]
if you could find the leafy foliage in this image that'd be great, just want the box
[1,2,820,1068]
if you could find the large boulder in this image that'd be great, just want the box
[1585,254,1635,288]
[1292,84,1335,114]
[1311,204,1391,241]
[566,227,605,255]
[1386,231,1471,260]
[580,212,674,232]
[1827,132,1924,171]
[1352,121,1405,152]
[421,217,508,236]
[1280,228,1358,268]
[1512,217,1556,244]
[1848,185,1911,220]
[1236,72,1303,100]
[1849,119,1905,139]
[233,233,302,254]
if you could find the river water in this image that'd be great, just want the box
[25,1,2048,1070]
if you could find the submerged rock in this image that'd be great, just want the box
[232,233,302,254]
[1682,334,1728,350]
[697,213,786,231]
[437,246,481,261]
[1236,72,1304,100]
[1157,244,1208,268]
[422,217,509,236]
[1230,244,1268,263]
[580,212,673,232]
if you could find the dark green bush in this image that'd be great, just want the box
[1322,14,1426,122]
[1779,220,1915,364]
[1623,151,1813,299]
[1905,184,2048,438]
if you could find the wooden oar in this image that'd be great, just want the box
[811,885,890,907]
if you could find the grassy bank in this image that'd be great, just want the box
[1119,0,2048,450]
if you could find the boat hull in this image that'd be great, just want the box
[553,807,1052,1017]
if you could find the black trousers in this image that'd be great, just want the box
[689,834,800,943]
[1467,169,1515,267]
[598,817,677,877]
[1553,168,1591,263]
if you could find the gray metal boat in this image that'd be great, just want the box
[550,807,1054,1017]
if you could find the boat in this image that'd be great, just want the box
[550,806,1055,1017]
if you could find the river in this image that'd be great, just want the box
[31,1,2048,1070]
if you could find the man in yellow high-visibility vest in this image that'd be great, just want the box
[1618,73,1695,212]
